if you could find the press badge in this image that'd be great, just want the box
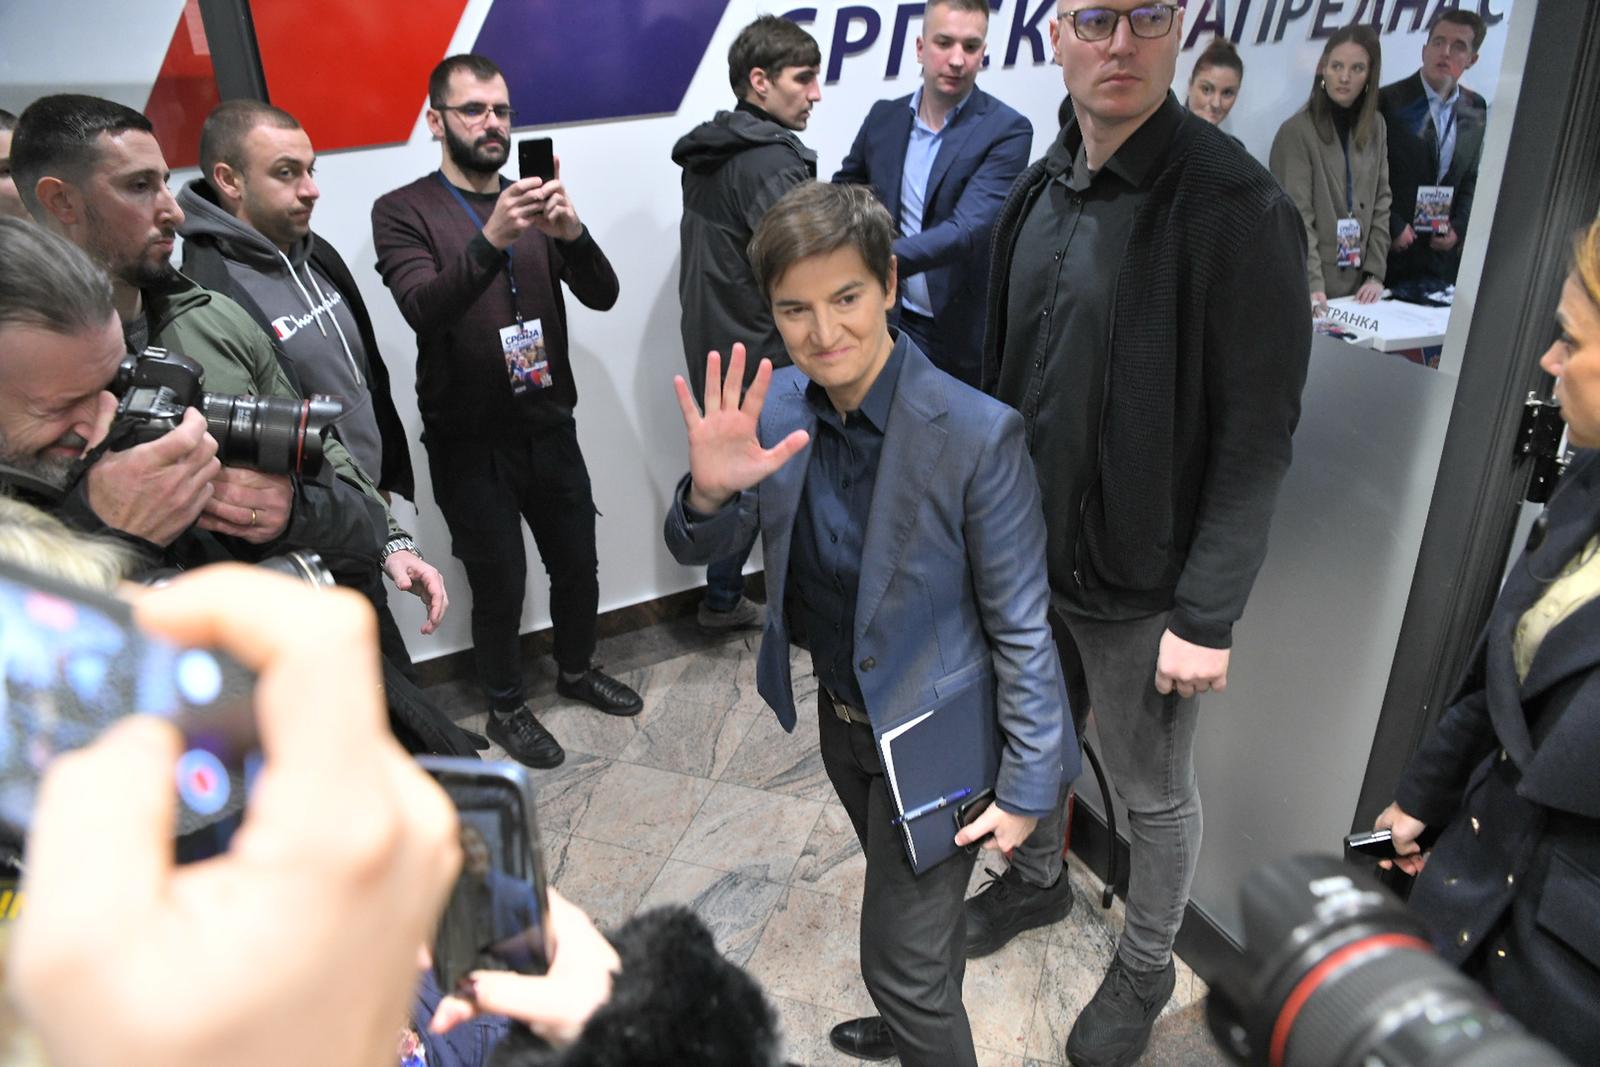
[1336,217,1363,270]
[499,319,554,396]
[1413,185,1454,235]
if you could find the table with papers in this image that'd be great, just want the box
[1319,296,1453,352]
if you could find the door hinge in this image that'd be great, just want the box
[1517,392,1567,504]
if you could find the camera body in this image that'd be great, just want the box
[110,347,343,477]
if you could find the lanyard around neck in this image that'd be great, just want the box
[435,171,522,324]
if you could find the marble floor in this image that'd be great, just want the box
[423,618,1230,1067]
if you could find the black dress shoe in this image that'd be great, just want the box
[828,1016,896,1061]
[486,704,565,769]
[556,667,643,717]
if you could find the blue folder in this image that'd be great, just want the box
[874,666,1001,875]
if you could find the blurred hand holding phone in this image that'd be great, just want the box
[9,565,461,1067]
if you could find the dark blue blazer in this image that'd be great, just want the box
[833,88,1031,382]
[1396,451,1600,1062]
[664,337,1074,818]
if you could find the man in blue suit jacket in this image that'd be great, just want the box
[664,182,1074,1066]
[832,0,1031,387]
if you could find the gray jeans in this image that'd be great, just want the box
[1010,610,1202,970]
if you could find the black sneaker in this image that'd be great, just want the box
[1065,955,1176,1067]
[486,705,565,769]
[556,667,643,717]
[964,864,1075,958]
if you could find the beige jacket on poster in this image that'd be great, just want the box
[1270,107,1392,298]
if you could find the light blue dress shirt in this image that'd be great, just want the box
[898,87,974,318]
[1421,77,1461,182]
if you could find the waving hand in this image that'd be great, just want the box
[673,343,809,514]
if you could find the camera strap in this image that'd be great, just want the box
[67,421,143,489]
[435,171,523,326]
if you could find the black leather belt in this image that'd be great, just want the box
[823,687,872,726]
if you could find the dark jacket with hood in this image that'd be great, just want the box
[177,178,415,501]
[673,106,815,394]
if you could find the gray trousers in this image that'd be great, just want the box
[818,692,979,1067]
[1009,610,1203,970]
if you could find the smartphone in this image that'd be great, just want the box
[518,137,555,183]
[953,787,996,851]
[1344,825,1441,861]
[0,558,256,840]
[419,756,553,994]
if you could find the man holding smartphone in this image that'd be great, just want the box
[374,55,641,772]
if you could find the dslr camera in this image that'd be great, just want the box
[1205,854,1568,1067]
[110,347,342,477]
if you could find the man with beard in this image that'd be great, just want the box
[373,54,641,771]
[0,216,218,560]
[10,94,450,667]
[178,100,415,510]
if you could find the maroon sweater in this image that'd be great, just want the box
[371,172,619,441]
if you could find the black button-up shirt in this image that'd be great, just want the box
[787,341,906,710]
[995,96,1184,620]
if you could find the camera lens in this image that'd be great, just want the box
[1207,855,1568,1067]
[198,393,341,476]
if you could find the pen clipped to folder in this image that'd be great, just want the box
[890,786,973,827]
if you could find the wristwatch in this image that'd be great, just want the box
[381,535,421,562]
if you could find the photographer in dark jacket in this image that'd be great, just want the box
[1376,219,1600,1064]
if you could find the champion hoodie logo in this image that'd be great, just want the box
[272,288,345,342]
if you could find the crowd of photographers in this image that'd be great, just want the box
[0,3,1597,1067]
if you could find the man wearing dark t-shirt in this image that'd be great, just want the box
[373,55,642,770]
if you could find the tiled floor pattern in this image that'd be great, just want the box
[427,620,1229,1066]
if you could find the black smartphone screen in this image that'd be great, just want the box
[0,559,256,838]
[953,787,996,850]
[419,756,552,994]
[518,138,555,182]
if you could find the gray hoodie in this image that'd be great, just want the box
[176,179,385,478]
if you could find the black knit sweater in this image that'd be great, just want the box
[983,108,1311,648]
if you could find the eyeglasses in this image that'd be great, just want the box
[1060,4,1179,42]
[434,103,517,125]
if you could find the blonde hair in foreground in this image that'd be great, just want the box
[0,495,131,592]
[1576,216,1600,313]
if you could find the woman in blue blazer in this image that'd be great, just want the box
[665,182,1073,1067]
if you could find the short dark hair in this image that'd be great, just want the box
[749,182,894,296]
[0,109,16,132]
[429,54,505,108]
[1190,37,1243,83]
[0,216,115,336]
[727,16,822,97]
[926,0,992,19]
[11,94,153,218]
[1429,8,1487,53]
[199,100,301,185]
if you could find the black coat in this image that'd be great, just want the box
[1396,450,1600,1064]
[1379,71,1487,286]
[182,231,417,501]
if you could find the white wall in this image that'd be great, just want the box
[0,0,1515,666]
